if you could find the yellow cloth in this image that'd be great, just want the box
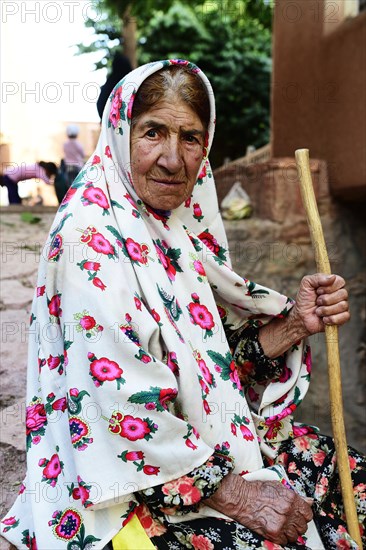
[112,514,155,549]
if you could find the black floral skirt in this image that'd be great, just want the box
[147,434,365,549]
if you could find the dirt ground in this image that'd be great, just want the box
[0,209,57,550]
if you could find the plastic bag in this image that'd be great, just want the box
[220,181,253,220]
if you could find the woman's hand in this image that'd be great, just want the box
[291,273,350,336]
[258,274,350,358]
[205,474,313,545]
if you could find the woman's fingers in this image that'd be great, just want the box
[316,300,349,316]
[285,524,301,543]
[298,498,314,523]
[316,287,348,305]
[313,273,345,291]
[315,295,350,325]
[314,278,350,325]
[322,311,351,326]
[283,502,312,543]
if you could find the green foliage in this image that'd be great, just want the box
[75,3,122,70]
[20,212,41,224]
[78,0,272,166]
[138,2,272,165]
[103,0,199,20]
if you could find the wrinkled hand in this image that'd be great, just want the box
[206,474,313,545]
[291,273,350,336]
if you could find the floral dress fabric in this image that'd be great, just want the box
[134,432,366,550]
[124,331,366,549]
[1,60,364,550]
[135,433,366,550]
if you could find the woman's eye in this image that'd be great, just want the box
[184,135,198,144]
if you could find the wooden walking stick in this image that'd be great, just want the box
[295,149,362,548]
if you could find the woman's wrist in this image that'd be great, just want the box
[205,473,244,520]
[205,474,261,525]
[232,326,286,384]
[258,307,309,358]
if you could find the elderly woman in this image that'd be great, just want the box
[1,60,364,550]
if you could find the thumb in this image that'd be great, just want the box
[304,273,335,289]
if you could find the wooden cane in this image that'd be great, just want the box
[295,149,362,548]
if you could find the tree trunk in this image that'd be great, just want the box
[122,6,137,68]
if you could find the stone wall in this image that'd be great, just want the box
[224,199,366,453]
[215,154,365,453]
[214,157,329,222]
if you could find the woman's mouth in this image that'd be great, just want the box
[151,178,184,186]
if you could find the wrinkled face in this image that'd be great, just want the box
[130,99,205,211]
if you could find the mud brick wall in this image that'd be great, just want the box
[214,157,328,223]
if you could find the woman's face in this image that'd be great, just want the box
[130,99,205,211]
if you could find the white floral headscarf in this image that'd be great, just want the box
[1,60,311,549]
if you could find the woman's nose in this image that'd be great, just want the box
[157,137,183,173]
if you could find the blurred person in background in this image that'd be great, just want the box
[96,51,133,120]
[54,124,86,204]
[0,161,57,204]
[63,124,85,186]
